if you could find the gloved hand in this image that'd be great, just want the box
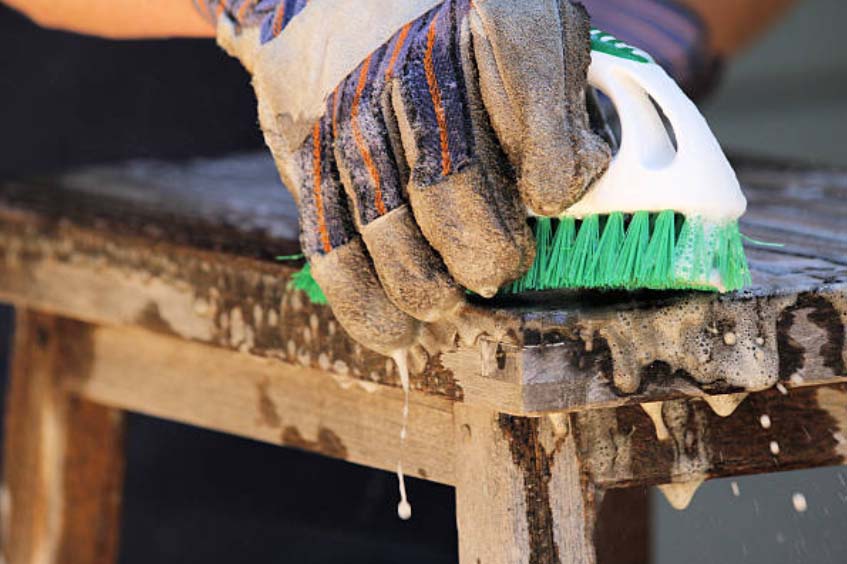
[204,0,611,355]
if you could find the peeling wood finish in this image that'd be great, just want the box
[1,157,846,413]
[0,213,463,401]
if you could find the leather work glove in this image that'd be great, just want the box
[203,0,611,355]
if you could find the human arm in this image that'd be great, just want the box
[682,0,798,57]
[3,0,214,38]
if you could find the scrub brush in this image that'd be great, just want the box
[287,29,751,299]
[506,29,750,294]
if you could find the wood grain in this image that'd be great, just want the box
[574,385,847,489]
[61,321,456,485]
[453,406,598,564]
[1,311,125,564]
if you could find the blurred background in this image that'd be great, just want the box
[0,0,845,562]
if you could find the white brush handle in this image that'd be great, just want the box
[566,51,746,221]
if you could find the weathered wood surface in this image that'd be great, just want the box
[0,154,844,413]
[44,316,847,490]
[1,311,125,564]
[454,406,598,564]
[59,318,456,485]
[575,385,847,490]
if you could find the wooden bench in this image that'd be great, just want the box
[0,153,844,564]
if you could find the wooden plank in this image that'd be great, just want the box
[1,156,845,414]
[454,406,598,564]
[594,487,650,564]
[574,385,847,490]
[3,212,845,416]
[453,284,847,414]
[0,211,464,402]
[60,320,456,486]
[1,311,125,564]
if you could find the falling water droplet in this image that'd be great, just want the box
[792,492,808,513]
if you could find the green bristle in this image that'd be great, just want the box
[505,209,752,294]
[611,211,650,288]
[566,214,600,286]
[530,217,554,289]
[717,221,751,291]
[637,210,675,288]
[289,262,327,305]
[591,212,625,287]
[543,217,576,289]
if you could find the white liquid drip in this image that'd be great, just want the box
[396,463,412,520]
[792,492,808,513]
[703,393,748,418]
[392,350,412,521]
[658,477,705,510]
[641,402,669,441]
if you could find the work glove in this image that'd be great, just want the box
[203,0,611,355]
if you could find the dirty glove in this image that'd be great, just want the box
[206,0,611,355]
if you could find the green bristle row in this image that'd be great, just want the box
[285,212,753,305]
[505,211,751,293]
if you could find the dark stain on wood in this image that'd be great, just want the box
[281,426,349,459]
[495,343,507,370]
[778,294,846,379]
[256,379,281,427]
[580,386,846,488]
[595,487,651,564]
[417,354,464,401]
[498,414,560,564]
[804,295,846,375]
[135,302,177,336]
[58,397,126,564]
[3,311,125,564]
[705,387,844,477]
[57,318,96,386]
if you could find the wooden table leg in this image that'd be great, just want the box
[595,487,651,564]
[1,310,126,564]
[454,406,599,564]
